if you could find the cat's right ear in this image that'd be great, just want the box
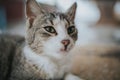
[26,0,45,19]
[26,0,45,28]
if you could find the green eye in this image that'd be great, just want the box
[44,26,56,33]
[68,26,75,34]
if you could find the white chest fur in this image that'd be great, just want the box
[23,46,70,79]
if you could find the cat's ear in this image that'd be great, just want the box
[26,0,45,18]
[66,2,77,21]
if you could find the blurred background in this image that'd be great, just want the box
[0,0,120,45]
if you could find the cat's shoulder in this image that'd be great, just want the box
[0,34,24,44]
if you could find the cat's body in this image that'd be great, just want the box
[0,34,24,80]
[0,0,82,80]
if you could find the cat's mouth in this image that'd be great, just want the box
[60,48,68,52]
[60,45,71,53]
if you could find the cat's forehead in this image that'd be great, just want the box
[45,13,74,26]
[34,12,74,28]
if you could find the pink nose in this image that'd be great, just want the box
[61,39,70,46]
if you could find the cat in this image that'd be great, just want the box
[0,0,82,80]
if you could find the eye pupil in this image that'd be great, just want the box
[51,28,54,32]
[68,26,75,34]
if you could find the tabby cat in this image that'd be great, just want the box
[0,0,82,80]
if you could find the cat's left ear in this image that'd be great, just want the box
[66,2,77,21]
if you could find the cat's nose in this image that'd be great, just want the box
[61,39,70,46]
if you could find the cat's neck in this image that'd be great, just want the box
[23,45,52,65]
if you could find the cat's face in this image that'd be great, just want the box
[26,0,77,59]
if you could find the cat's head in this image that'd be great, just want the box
[26,0,77,59]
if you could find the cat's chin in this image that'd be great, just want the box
[59,49,69,53]
[59,51,68,55]
[48,50,70,59]
[57,48,71,55]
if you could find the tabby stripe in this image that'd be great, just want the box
[5,45,16,80]
[50,13,56,18]
[59,14,63,20]
[50,20,53,25]
[65,18,70,25]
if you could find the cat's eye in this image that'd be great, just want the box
[44,26,56,33]
[68,26,75,34]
